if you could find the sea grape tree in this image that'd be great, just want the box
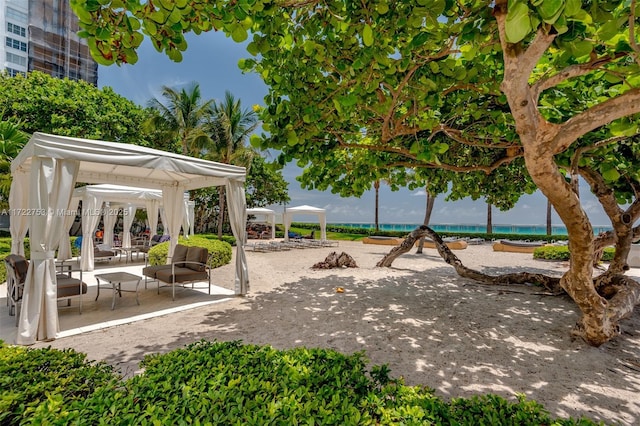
[71,0,640,345]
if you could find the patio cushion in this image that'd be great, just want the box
[156,267,208,284]
[173,244,189,267]
[56,277,88,298]
[142,264,172,279]
[5,254,29,283]
[95,247,115,258]
[185,246,208,272]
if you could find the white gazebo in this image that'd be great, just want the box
[246,207,276,239]
[9,132,249,345]
[283,205,326,241]
[69,184,179,271]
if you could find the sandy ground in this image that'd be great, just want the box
[25,240,640,425]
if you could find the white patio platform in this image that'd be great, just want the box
[0,257,235,345]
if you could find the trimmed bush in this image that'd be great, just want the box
[147,235,232,268]
[534,245,615,261]
[199,233,236,246]
[0,342,118,425]
[1,340,597,425]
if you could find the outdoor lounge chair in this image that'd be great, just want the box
[141,244,211,300]
[363,236,405,245]
[492,239,545,253]
[5,255,88,326]
[288,231,302,239]
[94,243,117,262]
[136,234,163,254]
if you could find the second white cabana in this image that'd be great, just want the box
[70,184,169,271]
[283,205,326,241]
[10,132,249,345]
[246,207,276,239]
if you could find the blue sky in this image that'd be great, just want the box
[98,31,611,228]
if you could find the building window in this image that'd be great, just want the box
[5,67,25,77]
[5,37,27,52]
[6,8,28,24]
[7,23,26,38]
[6,52,26,67]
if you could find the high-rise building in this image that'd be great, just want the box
[1,0,97,84]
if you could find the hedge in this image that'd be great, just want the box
[0,340,598,425]
[533,246,615,262]
[147,235,232,268]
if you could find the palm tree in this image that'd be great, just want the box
[145,83,213,155]
[373,180,380,232]
[204,91,259,237]
[0,120,28,206]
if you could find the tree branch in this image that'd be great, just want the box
[532,52,629,102]
[554,89,640,153]
[570,135,631,175]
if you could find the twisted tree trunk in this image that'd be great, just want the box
[378,226,563,293]
[416,189,435,254]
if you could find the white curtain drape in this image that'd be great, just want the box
[57,196,80,260]
[80,195,103,271]
[9,175,29,256]
[16,158,79,345]
[145,199,159,237]
[226,181,249,295]
[187,200,195,236]
[159,206,168,235]
[182,199,190,239]
[122,204,136,248]
[162,186,184,262]
[103,202,118,247]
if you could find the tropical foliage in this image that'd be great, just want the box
[145,82,213,155]
[70,0,640,345]
[0,120,28,206]
[0,71,147,143]
[0,340,597,425]
[245,155,290,208]
[204,90,259,237]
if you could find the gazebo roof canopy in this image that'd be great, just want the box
[73,184,164,205]
[285,205,325,214]
[12,132,246,190]
[246,207,276,215]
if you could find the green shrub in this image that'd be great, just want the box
[0,255,7,284]
[199,233,236,246]
[17,340,596,425]
[0,342,118,425]
[533,245,570,261]
[147,235,232,268]
[534,246,616,262]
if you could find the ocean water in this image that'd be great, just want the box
[330,223,614,236]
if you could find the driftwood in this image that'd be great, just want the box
[312,251,358,269]
[377,225,564,294]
